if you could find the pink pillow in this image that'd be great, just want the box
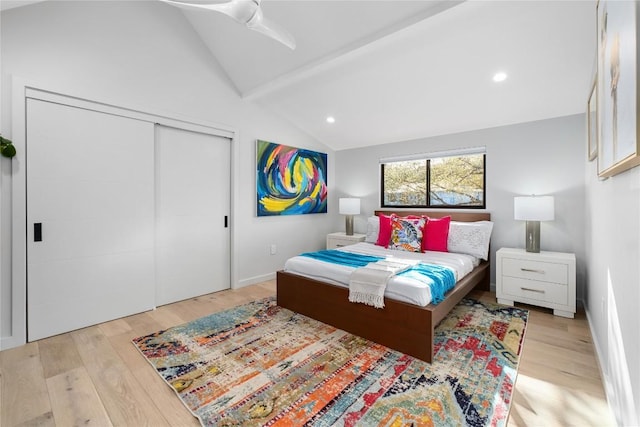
[375,214,394,247]
[422,216,451,252]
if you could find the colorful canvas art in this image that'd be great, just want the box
[256,140,328,216]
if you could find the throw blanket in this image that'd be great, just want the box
[299,250,456,305]
[349,259,418,308]
[299,249,383,267]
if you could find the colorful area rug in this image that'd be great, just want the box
[133,297,528,426]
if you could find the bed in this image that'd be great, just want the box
[276,210,491,363]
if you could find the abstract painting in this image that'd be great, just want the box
[256,140,327,216]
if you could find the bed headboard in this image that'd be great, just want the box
[374,210,490,222]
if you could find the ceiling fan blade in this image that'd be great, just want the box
[246,8,296,50]
[159,0,255,24]
[161,0,295,50]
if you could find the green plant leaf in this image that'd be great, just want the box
[1,143,16,158]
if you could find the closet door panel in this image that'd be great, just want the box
[26,99,155,341]
[155,125,231,306]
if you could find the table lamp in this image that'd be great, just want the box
[514,195,554,253]
[339,198,360,236]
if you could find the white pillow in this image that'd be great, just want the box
[365,216,379,243]
[447,220,494,260]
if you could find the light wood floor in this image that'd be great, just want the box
[1,280,615,426]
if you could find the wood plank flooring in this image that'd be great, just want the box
[0,281,615,426]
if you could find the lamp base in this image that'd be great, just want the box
[345,215,354,236]
[525,220,540,253]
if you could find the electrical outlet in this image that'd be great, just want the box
[270,244,277,255]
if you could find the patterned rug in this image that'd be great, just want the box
[133,297,528,426]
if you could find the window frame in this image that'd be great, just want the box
[380,152,486,209]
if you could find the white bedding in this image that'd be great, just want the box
[283,242,479,307]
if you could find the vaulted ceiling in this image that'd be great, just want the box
[2,0,597,151]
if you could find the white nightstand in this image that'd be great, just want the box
[496,247,576,318]
[326,232,366,249]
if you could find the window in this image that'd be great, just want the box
[380,148,486,208]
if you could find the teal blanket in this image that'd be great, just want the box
[299,250,456,304]
[299,250,384,267]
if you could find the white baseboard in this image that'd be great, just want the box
[583,298,618,425]
[235,272,276,289]
[0,335,25,351]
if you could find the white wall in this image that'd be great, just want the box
[335,115,586,291]
[0,1,335,345]
[585,159,640,425]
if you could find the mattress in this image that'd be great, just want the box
[283,242,479,307]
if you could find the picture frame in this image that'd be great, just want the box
[256,139,328,216]
[587,77,598,161]
[596,0,640,177]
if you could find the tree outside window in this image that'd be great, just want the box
[381,153,485,208]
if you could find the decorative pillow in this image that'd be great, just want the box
[388,216,426,252]
[375,214,394,247]
[422,216,451,252]
[447,220,494,260]
[365,216,379,243]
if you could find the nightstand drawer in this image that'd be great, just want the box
[502,277,568,305]
[330,238,359,248]
[502,258,568,284]
[326,232,366,249]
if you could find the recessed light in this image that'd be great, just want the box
[493,72,507,82]
[326,116,335,124]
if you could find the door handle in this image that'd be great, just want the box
[521,287,545,294]
[224,216,228,228]
[520,268,545,274]
[34,223,42,242]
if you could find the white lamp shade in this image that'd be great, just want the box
[514,196,554,221]
[339,198,360,215]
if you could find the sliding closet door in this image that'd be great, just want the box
[26,99,155,341]
[155,125,231,306]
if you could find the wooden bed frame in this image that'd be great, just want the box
[276,210,491,363]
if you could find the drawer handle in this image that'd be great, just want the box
[521,287,545,294]
[521,268,545,274]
